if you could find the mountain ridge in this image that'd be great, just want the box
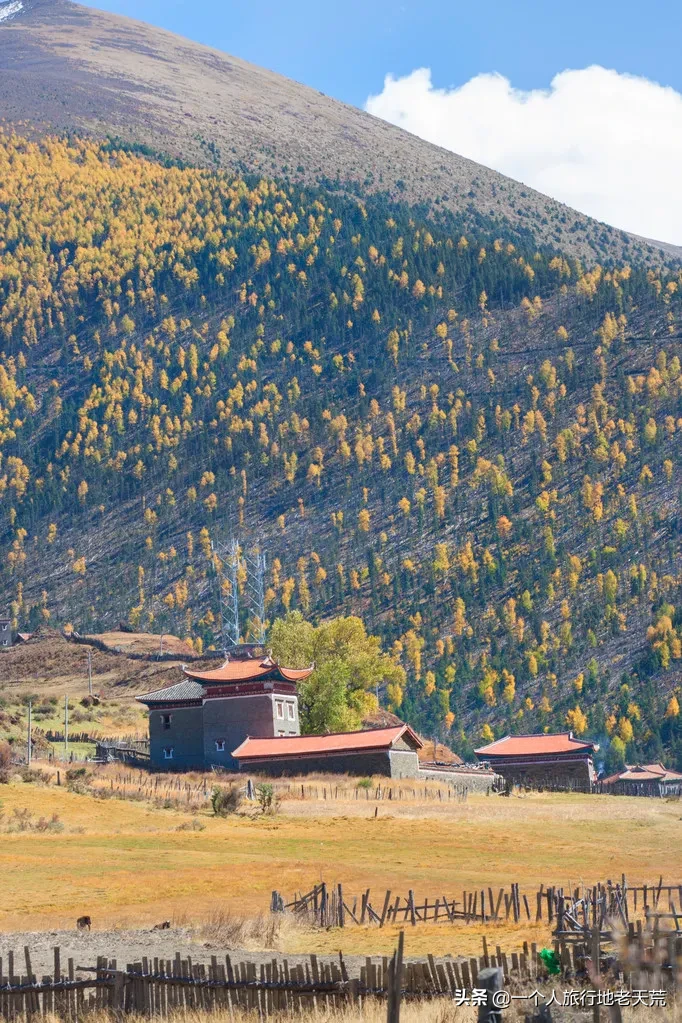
[0,0,678,264]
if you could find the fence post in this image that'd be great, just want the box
[477,966,504,1023]
[387,930,405,1023]
[591,926,601,1023]
[270,891,283,913]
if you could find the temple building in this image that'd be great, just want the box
[600,762,682,797]
[474,732,598,791]
[137,645,313,771]
[232,724,423,777]
[137,645,423,777]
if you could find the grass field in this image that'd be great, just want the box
[0,763,679,957]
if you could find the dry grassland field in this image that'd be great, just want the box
[0,761,679,959]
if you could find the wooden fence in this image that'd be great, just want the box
[272,877,682,929]
[557,879,682,935]
[1,925,680,1021]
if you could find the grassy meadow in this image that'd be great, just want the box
[0,761,679,957]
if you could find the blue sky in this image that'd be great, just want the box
[79,0,682,106]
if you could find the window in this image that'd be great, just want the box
[161,714,172,730]
[163,747,174,760]
[277,730,286,736]
[215,740,225,752]
[287,703,296,720]
[276,701,284,718]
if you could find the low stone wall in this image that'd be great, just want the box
[64,631,223,663]
[417,766,499,792]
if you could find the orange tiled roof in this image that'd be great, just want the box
[475,732,596,757]
[232,724,423,760]
[639,763,678,776]
[602,763,682,784]
[184,656,313,684]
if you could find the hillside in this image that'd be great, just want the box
[0,628,195,696]
[0,125,679,771]
[0,0,677,265]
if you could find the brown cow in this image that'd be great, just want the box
[153,921,171,930]
[76,916,91,931]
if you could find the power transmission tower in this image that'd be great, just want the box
[243,545,267,643]
[226,538,241,647]
[212,539,241,653]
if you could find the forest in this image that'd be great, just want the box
[0,130,680,768]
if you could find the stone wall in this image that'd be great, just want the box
[417,767,498,792]
[388,749,420,778]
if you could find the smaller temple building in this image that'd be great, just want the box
[600,763,682,797]
[232,724,423,778]
[475,732,598,790]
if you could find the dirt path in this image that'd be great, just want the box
[0,928,418,979]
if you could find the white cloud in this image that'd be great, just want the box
[365,66,682,244]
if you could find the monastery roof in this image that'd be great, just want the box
[232,724,423,760]
[137,651,314,705]
[183,654,313,685]
[136,678,206,705]
[475,732,597,757]
[602,763,682,785]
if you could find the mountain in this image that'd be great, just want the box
[0,1,680,770]
[0,0,677,265]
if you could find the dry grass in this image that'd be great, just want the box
[4,1008,474,1023]
[192,906,297,951]
[7,1005,679,1023]
[0,764,679,956]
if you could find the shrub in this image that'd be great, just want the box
[34,814,64,833]
[176,818,206,831]
[0,741,12,784]
[211,784,241,817]
[20,766,51,785]
[11,807,33,830]
[65,766,92,794]
[256,782,279,816]
[356,777,373,789]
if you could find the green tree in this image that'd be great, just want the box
[269,611,405,734]
[604,736,626,775]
